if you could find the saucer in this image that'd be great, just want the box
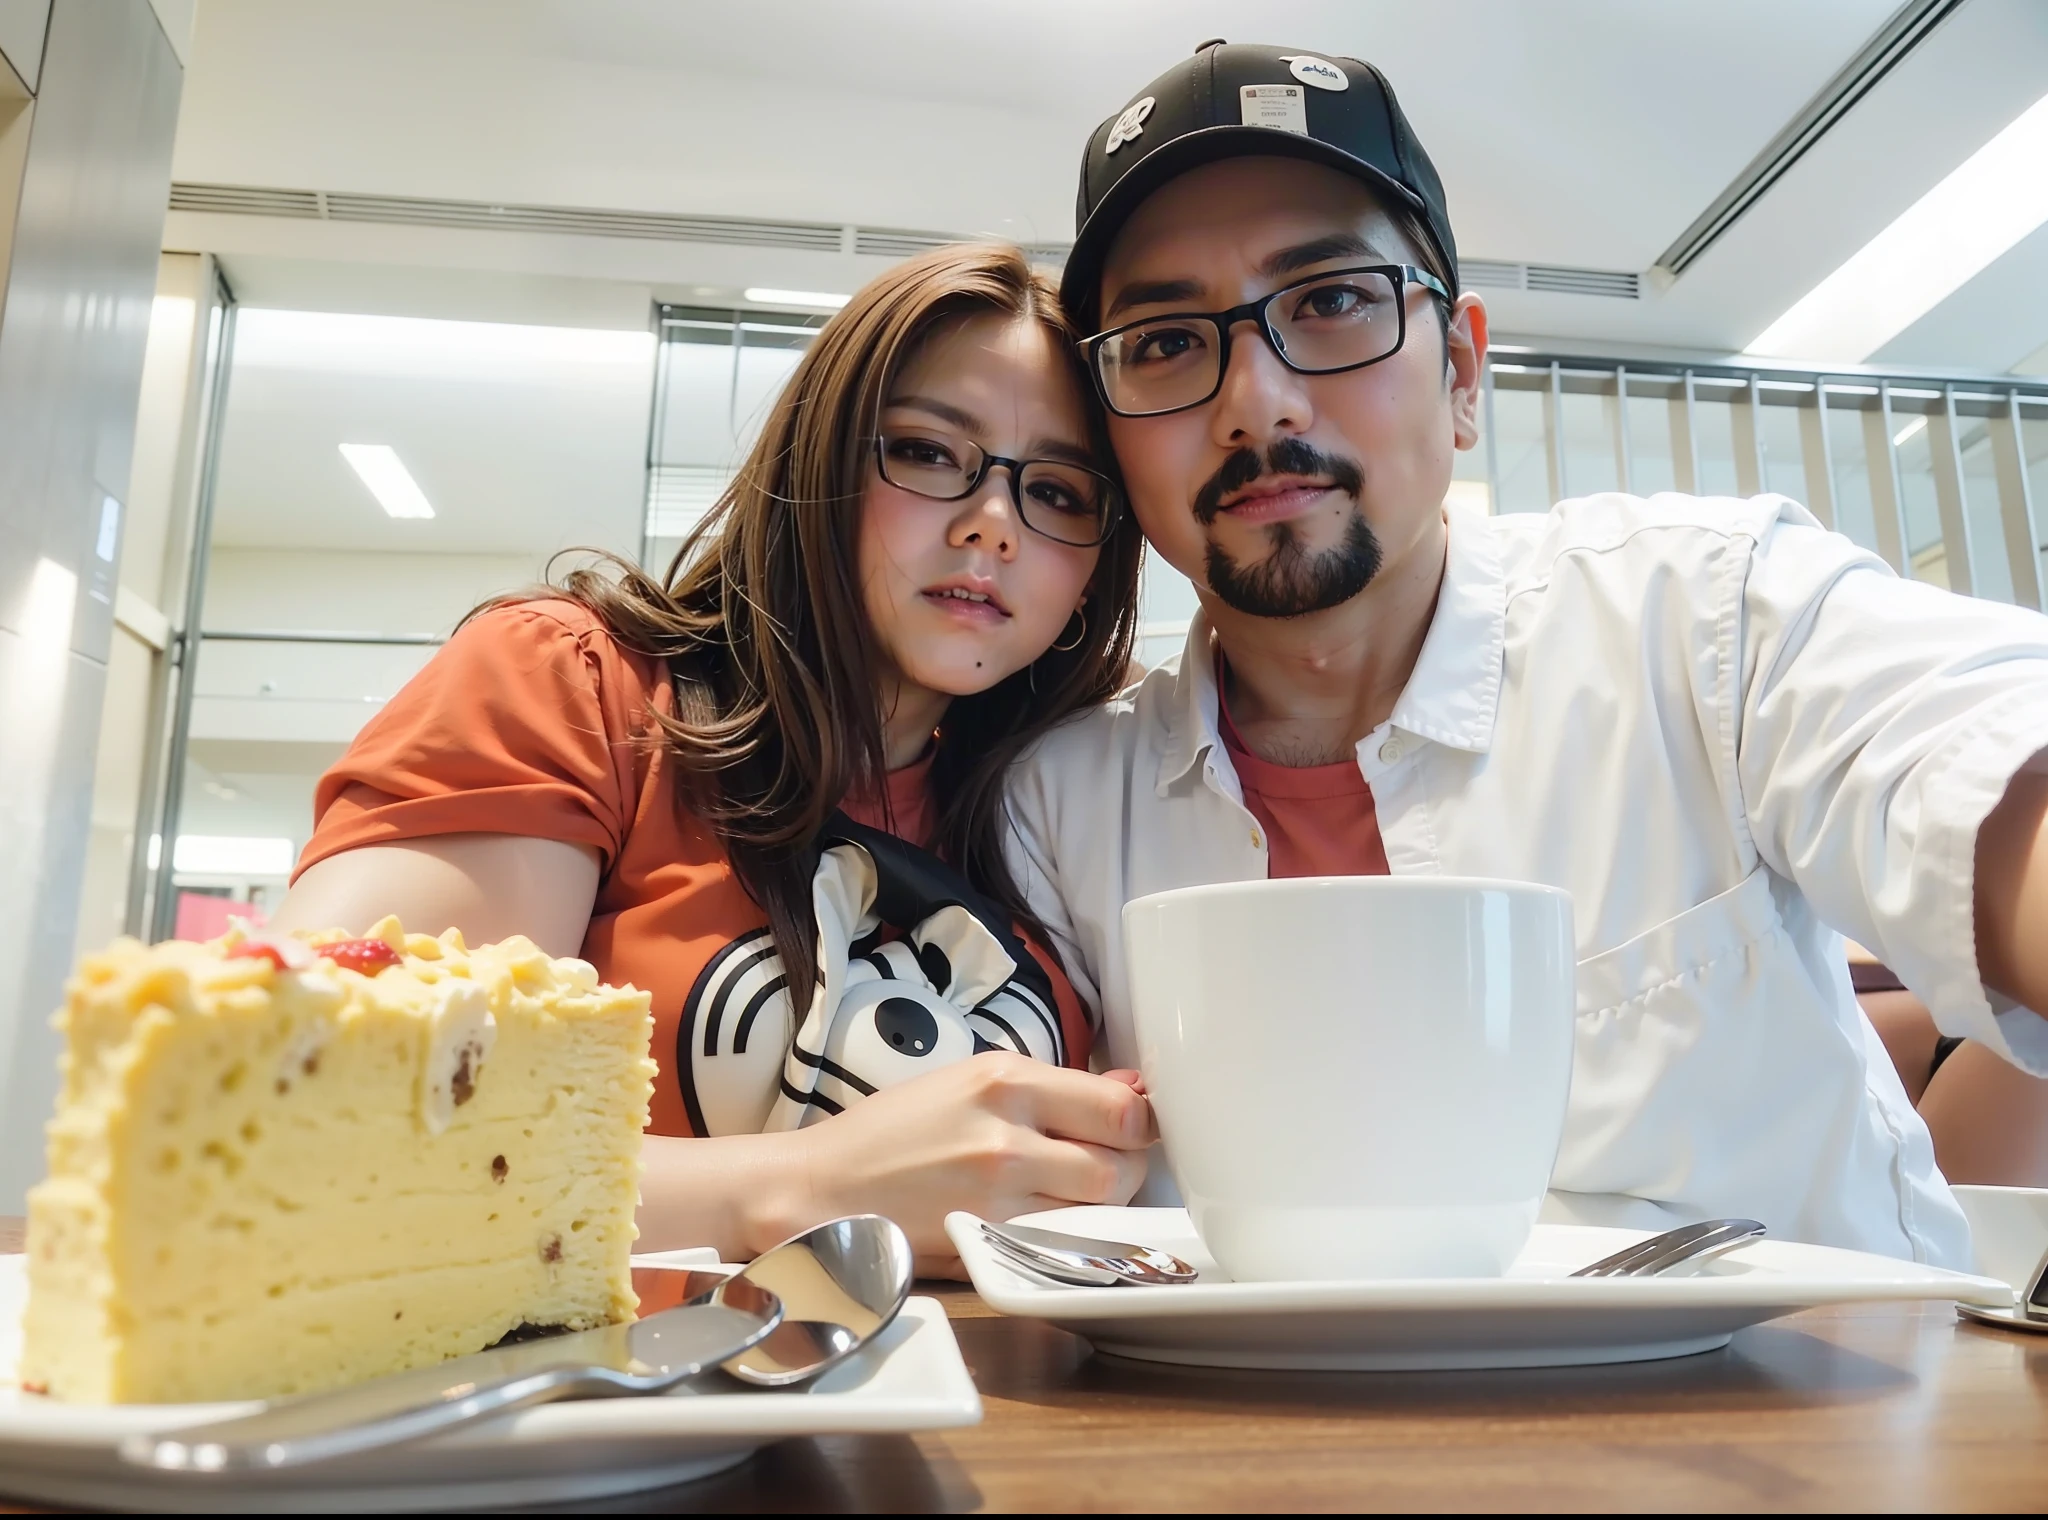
[0,1251,980,1513]
[948,1206,2013,1371]
[1957,1302,2048,1335]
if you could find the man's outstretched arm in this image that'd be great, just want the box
[1976,766,2048,1016]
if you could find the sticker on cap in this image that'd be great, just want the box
[1279,54,1348,91]
[1240,84,1307,136]
[1105,96,1154,155]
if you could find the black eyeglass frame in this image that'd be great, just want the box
[870,433,1126,548]
[1082,264,1454,420]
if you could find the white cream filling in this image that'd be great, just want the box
[418,979,498,1135]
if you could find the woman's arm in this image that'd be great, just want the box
[273,837,1154,1271]
[271,834,601,957]
[1863,987,2048,1186]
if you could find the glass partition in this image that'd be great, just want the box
[1481,356,2048,614]
[150,308,655,940]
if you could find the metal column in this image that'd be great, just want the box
[1867,381,1911,574]
[1926,385,1976,596]
[1988,391,2044,612]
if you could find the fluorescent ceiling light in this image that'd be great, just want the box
[172,835,297,876]
[1747,89,2048,361]
[339,443,435,519]
[744,287,850,310]
[1892,414,1930,447]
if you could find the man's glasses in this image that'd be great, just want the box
[1084,264,1451,419]
[872,430,1123,548]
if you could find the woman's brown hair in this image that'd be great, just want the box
[542,243,1141,999]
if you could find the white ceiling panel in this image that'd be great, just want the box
[170,1,2048,370]
[210,308,653,554]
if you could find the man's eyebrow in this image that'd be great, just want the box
[1257,233,1389,281]
[1102,278,1206,325]
[1102,234,1395,325]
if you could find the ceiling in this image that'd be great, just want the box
[162,0,2048,371]
[212,307,652,554]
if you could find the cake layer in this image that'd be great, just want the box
[20,919,656,1403]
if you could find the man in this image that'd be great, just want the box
[1007,41,2048,1266]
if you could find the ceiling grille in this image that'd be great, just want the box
[170,181,1073,263]
[167,183,323,218]
[1463,258,1640,300]
[167,183,1632,296]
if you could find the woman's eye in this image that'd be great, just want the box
[1126,325,1205,367]
[1027,483,1089,517]
[886,436,960,470]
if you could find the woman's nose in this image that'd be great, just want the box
[950,471,1020,558]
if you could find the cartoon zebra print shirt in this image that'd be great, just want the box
[678,816,1079,1134]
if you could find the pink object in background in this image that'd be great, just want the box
[173,892,264,943]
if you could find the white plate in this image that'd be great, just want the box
[948,1206,2014,1371]
[0,1251,980,1512]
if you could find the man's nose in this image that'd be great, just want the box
[1210,318,1314,450]
[949,471,1020,558]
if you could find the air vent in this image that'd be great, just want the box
[854,228,954,259]
[168,183,323,218]
[1460,259,1639,300]
[170,181,1072,263]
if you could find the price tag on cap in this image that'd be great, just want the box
[1239,84,1308,136]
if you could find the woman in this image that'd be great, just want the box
[272,245,1156,1271]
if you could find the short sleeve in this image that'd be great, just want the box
[297,602,660,879]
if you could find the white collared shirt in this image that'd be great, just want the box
[1006,492,2048,1269]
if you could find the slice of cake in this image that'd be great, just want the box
[19,917,656,1403]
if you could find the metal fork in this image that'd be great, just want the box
[1570,1218,1767,1278]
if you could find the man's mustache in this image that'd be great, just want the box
[1191,438,1367,526]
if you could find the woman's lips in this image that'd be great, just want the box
[922,587,1010,624]
[1218,482,1336,524]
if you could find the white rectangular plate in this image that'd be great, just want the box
[948,1207,2012,1371]
[0,1251,980,1513]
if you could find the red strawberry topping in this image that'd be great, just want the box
[229,942,289,972]
[320,938,403,976]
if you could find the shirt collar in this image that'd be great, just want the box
[1156,507,1507,795]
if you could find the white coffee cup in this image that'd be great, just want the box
[1122,876,1576,1282]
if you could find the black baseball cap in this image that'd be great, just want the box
[1061,41,1458,333]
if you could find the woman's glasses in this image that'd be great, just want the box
[873,431,1123,548]
[1084,264,1451,419]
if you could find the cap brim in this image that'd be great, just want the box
[1060,125,1431,332]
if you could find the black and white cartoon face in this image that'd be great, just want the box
[677,816,1067,1136]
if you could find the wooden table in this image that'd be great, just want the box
[5,1219,2047,1511]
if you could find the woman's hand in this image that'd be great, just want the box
[781,1052,1156,1276]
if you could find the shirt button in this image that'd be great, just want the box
[1378,738,1404,764]
[1251,829,1264,848]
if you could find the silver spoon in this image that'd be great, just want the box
[717,1213,914,1386]
[122,1214,912,1473]
[122,1264,783,1472]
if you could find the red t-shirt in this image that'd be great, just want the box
[298,600,1091,1135]
[1215,659,1392,879]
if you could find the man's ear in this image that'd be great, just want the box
[1446,293,1488,453]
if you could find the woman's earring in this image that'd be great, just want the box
[1050,605,1088,653]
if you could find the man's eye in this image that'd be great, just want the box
[1126,325,1205,366]
[1292,283,1379,322]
